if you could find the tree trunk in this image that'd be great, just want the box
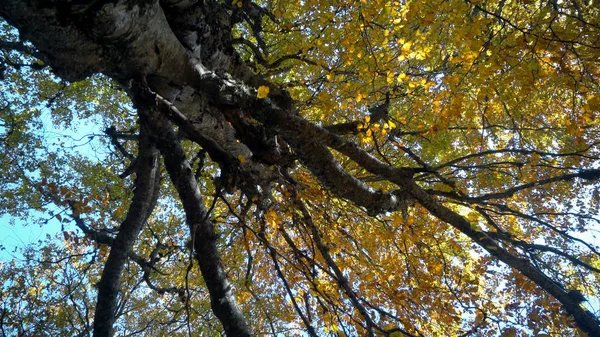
[2,1,599,336]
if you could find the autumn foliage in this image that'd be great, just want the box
[0,0,599,336]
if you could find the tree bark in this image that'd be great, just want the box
[2,0,599,336]
[140,102,252,337]
[93,126,160,337]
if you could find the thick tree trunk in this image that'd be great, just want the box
[1,1,259,335]
[2,1,599,336]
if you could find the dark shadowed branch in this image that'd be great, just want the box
[139,98,252,337]
[93,126,161,337]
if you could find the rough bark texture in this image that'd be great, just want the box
[2,0,599,336]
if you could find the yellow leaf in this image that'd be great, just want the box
[467,211,479,223]
[237,155,247,164]
[99,244,109,257]
[265,208,281,228]
[257,85,270,99]
[356,92,364,103]
[422,12,435,25]
[401,41,412,54]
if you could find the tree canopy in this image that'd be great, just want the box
[1,0,600,336]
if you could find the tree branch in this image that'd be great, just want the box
[140,101,251,337]
[296,197,378,336]
[93,125,161,337]
[406,181,600,336]
[466,169,600,202]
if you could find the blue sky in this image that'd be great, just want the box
[0,214,61,260]
[0,108,103,261]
